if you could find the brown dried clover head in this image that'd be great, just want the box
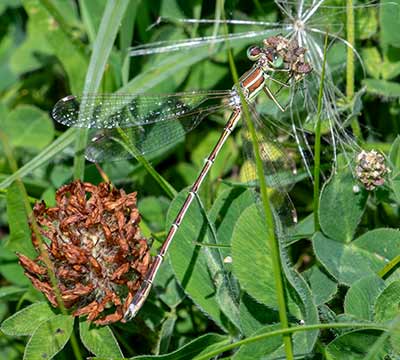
[18,180,151,325]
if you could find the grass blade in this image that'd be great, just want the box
[0,129,76,189]
[346,0,363,140]
[73,0,130,180]
[313,32,329,232]
[222,17,295,360]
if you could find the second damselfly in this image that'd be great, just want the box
[52,35,312,320]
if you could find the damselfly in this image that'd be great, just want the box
[52,35,312,320]
[129,0,392,175]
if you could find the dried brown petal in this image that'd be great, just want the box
[111,263,130,281]
[24,273,58,307]
[73,300,99,317]
[62,243,88,264]
[18,254,47,275]
[88,256,103,275]
[56,266,82,280]
[94,309,123,326]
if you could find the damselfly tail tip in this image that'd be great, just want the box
[123,304,137,321]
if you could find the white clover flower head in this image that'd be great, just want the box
[355,149,390,190]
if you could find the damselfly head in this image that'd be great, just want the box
[264,49,284,69]
[247,43,285,71]
[246,45,262,61]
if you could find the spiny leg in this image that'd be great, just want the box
[263,85,286,113]
[266,74,291,88]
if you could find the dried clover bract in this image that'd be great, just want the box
[18,180,151,325]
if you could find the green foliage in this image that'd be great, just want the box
[0,0,399,359]
[304,265,337,306]
[1,302,55,336]
[326,329,390,359]
[6,182,35,257]
[363,79,400,98]
[318,171,368,243]
[344,275,386,321]
[389,137,400,203]
[232,204,278,307]
[232,324,283,360]
[314,228,400,285]
[167,188,233,330]
[380,0,400,48]
[24,314,74,360]
[1,105,54,151]
[374,280,400,323]
[79,320,123,357]
[126,333,230,360]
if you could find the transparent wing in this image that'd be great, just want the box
[129,1,387,58]
[129,28,286,57]
[149,17,283,28]
[85,106,218,162]
[52,91,232,129]
[240,107,301,240]
[52,90,234,163]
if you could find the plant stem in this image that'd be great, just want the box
[377,254,400,278]
[313,32,329,232]
[194,322,388,360]
[346,0,354,99]
[223,23,294,360]
[115,128,177,199]
[73,129,88,180]
[120,0,140,86]
[240,85,294,360]
[346,0,363,140]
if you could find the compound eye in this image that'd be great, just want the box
[272,54,284,68]
[247,46,262,61]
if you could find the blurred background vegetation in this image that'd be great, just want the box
[0,0,399,359]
